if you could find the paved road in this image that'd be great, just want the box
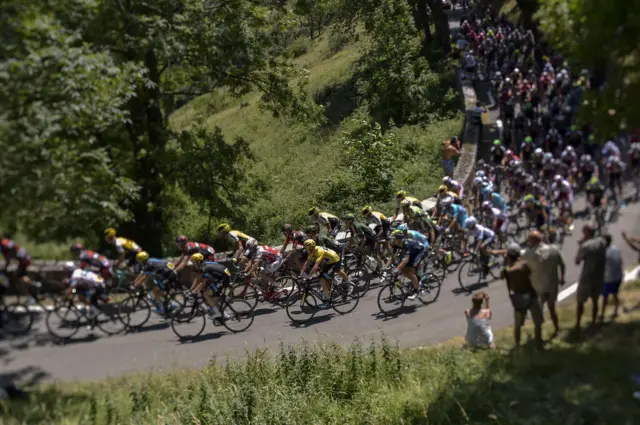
[3,8,639,385]
[2,192,639,384]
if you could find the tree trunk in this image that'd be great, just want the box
[516,0,539,32]
[427,0,451,54]
[415,0,433,52]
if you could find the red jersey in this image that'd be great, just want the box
[79,250,111,270]
[254,245,281,264]
[182,241,216,261]
[1,239,31,265]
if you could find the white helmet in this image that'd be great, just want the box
[554,174,563,183]
[482,200,492,210]
[442,176,452,185]
[473,176,483,186]
[245,239,258,251]
[465,217,478,228]
[475,170,486,178]
[63,261,77,272]
[534,148,543,155]
[566,146,574,153]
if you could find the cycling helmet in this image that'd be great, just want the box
[544,152,553,161]
[524,136,533,144]
[245,239,258,251]
[589,176,599,185]
[442,176,452,185]
[482,181,491,190]
[582,154,592,162]
[104,228,116,238]
[217,223,231,233]
[523,194,535,204]
[362,205,372,215]
[190,253,204,263]
[401,199,412,208]
[282,223,293,233]
[534,148,543,155]
[305,225,317,234]
[175,235,188,244]
[473,176,483,186]
[566,146,574,153]
[390,229,405,240]
[395,190,407,199]
[303,239,316,251]
[438,184,448,193]
[493,139,501,146]
[343,213,355,222]
[554,174,563,183]
[308,207,319,216]
[63,261,76,271]
[482,200,492,210]
[465,217,478,228]
[505,149,513,157]
[70,243,84,253]
[136,251,150,263]
[397,223,408,232]
[475,170,486,178]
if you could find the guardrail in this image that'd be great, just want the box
[453,72,480,194]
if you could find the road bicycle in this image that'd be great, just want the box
[457,250,501,292]
[170,287,254,340]
[45,288,126,341]
[376,267,442,317]
[117,280,187,331]
[0,274,33,336]
[230,272,296,309]
[285,272,359,325]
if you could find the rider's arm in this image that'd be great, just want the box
[395,254,410,272]
[310,258,321,275]
[134,272,147,286]
[174,254,188,273]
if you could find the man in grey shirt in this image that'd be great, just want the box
[575,223,607,336]
[601,234,623,321]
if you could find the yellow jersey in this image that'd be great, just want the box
[316,212,340,227]
[229,230,253,243]
[396,196,422,209]
[114,237,141,254]
[309,246,340,265]
[366,211,387,227]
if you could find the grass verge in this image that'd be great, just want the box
[3,279,640,424]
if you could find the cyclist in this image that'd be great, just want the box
[243,239,284,294]
[603,155,626,205]
[463,216,496,273]
[362,205,391,242]
[173,235,216,274]
[280,224,309,272]
[189,253,232,322]
[560,145,578,169]
[522,194,549,230]
[216,223,256,260]
[305,225,345,256]
[551,174,574,222]
[401,200,437,243]
[308,207,342,238]
[601,140,621,159]
[64,265,108,319]
[132,251,178,315]
[386,230,426,300]
[532,147,545,174]
[103,228,142,269]
[343,213,382,270]
[578,154,598,187]
[438,184,461,205]
[520,136,535,164]
[300,239,349,308]
[585,176,607,212]
[490,139,506,166]
[481,201,508,243]
[443,176,464,199]
[394,191,423,219]
[1,236,33,290]
[540,152,555,181]
[70,243,113,281]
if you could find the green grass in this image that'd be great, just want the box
[168,30,463,243]
[4,280,640,424]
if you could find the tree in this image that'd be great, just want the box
[536,0,640,135]
[293,0,337,39]
[340,115,400,202]
[171,127,253,237]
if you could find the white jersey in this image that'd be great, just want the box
[466,224,495,242]
[560,150,577,164]
[551,179,572,194]
[488,207,507,221]
[70,269,105,289]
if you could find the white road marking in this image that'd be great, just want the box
[558,265,640,302]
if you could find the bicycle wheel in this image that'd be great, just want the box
[376,281,405,316]
[118,294,152,330]
[331,282,359,314]
[45,305,81,340]
[273,276,297,307]
[220,298,254,333]
[229,282,260,310]
[418,273,441,304]
[348,267,371,298]
[285,288,319,324]
[458,259,482,292]
[95,301,127,335]
[170,302,206,340]
[1,302,33,335]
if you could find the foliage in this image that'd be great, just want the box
[293,0,338,40]
[340,115,400,203]
[171,127,253,237]
[4,288,640,424]
[536,0,640,136]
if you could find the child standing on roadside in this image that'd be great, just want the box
[464,291,495,349]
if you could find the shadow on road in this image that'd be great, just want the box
[252,307,279,317]
[288,313,335,329]
[125,322,170,334]
[451,281,490,296]
[177,330,226,344]
[371,304,419,321]
[0,365,49,387]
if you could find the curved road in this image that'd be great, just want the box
[3,9,640,385]
[2,192,639,384]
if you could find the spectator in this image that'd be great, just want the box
[601,234,624,321]
[522,230,566,338]
[464,291,495,349]
[441,136,461,177]
[501,243,543,350]
[622,232,640,265]
[574,223,607,336]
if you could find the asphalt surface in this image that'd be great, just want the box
[2,8,639,386]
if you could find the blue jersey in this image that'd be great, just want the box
[137,258,174,276]
[407,230,429,248]
[448,204,463,218]
[490,193,507,213]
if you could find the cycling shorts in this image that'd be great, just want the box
[609,172,622,186]
[15,258,31,278]
[406,249,426,269]
[204,274,231,295]
[320,259,341,278]
[329,222,342,238]
[264,257,284,275]
[494,217,508,233]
